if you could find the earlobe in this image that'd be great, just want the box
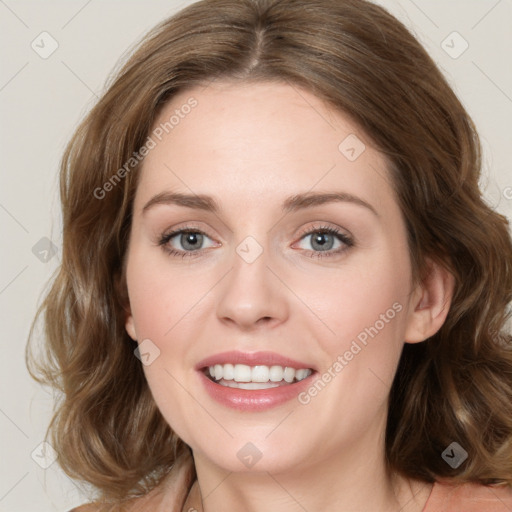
[404,258,455,343]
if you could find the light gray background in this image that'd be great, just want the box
[1,1,511,510]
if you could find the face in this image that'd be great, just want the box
[124,80,424,475]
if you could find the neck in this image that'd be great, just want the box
[184,420,432,512]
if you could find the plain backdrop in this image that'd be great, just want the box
[1,1,511,510]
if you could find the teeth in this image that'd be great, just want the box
[283,367,295,383]
[269,365,284,382]
[234,364,252,382]
[220,380,281,390]
[223,363,234,380]
[206,364,312,384]
[295,368,309,380]
[251,365,270,383]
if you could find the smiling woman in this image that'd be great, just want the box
[26,0,512,511]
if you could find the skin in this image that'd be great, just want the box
[124,80,454,512]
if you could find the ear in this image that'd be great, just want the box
[404,258,455,343]
[115,262,137,341]
[125,309,137,341]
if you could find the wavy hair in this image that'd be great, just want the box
[27,0,512,505]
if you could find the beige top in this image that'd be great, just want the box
[71,459,512,512]
[423,480,512,511]
[70,454,194,512]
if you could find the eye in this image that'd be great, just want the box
[294,224,354,258]
[158,223,354,260]
[158,228,217,258]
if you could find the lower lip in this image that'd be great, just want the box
[198,371,315,411]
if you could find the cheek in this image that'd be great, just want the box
[289,253,412,442]
[126,250,201,340]
[125,255,199,439]
[316,252,408,329]
[298,245,412,377]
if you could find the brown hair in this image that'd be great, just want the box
[27,0,512,506]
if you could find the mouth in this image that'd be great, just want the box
[202,363,313,389]
[196,351,316,411]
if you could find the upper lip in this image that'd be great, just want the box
[195,351,315,371]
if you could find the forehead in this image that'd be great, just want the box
[134,80,396,217]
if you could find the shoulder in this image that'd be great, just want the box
[67,452,195,512]
[424,480,512,511]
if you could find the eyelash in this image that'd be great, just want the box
[158,224,354,260]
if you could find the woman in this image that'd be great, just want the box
[27,0,512,510]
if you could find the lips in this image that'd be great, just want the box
[195,350,315,371]
[196,351,316,411]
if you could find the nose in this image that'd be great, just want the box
[215,241,289,331]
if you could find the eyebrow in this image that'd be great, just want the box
[142,191,379,217]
